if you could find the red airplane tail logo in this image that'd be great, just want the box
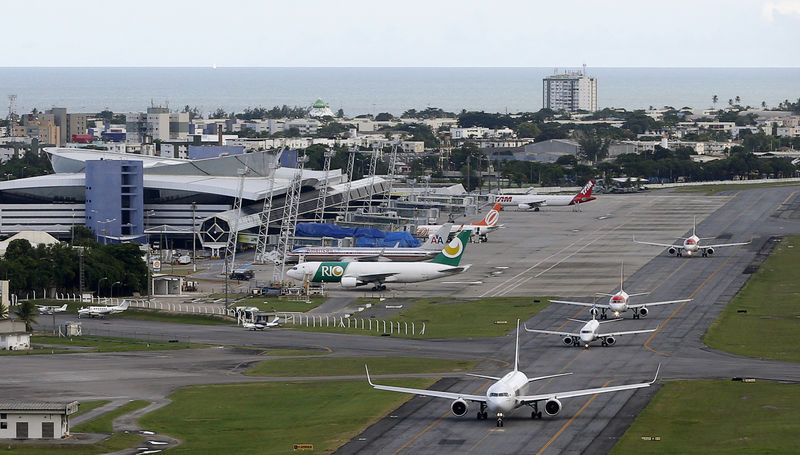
[571,180,596,204]
[474,203,502,226]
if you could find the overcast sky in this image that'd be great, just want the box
[4,0,800,67]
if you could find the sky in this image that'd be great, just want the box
[4,0,800,67]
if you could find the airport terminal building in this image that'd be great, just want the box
[0,148,387,251]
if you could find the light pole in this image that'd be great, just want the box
[145,209,155,247]
[97,218,116,244]
[191,202,197,272]
[111,281,121,300]
[70,209,75,244]
[98,277,107,300]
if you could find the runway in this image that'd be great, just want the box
[5,186,800,454]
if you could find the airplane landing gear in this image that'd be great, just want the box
[600,309,608,320]
[530,402,542,419]
[477,403,488,420]
[371,284,387,291]
[632,309,640,319]
[496,413,504,427]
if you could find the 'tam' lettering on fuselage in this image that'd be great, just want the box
[312,262,350,282]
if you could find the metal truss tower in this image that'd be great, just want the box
[314,148,333,222]
[340,146,357,217]
[223,167,248,275]
[255,161,278,264]
[272,154,307,283]
[366,147,379,211]
[385,144,399,199]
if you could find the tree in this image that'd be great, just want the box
[182,105,201,120]
[336,108,344,118]
[375,112,394,121]
[735,95,741,105]
[576,130,610,165]
[712,95,718,107]
[761,101,767,109]
[0,298,6,319]
[515,121,541,138]
[13,300,37,332]
[210,108,228,119]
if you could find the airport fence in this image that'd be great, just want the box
[278,312,425,336]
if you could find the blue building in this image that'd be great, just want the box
[85,160,144,243]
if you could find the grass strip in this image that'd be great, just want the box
[2,432,143,454]
[245,356,477,377]
[70,400,111,419]
[704,235,800,362]
[139,379,435,455]
[288,296,549,338]
[610,380,800,455]
[31,335,206,352]
[672,181,800,196]
[72,400,150,434]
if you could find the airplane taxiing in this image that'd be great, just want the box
[77,300,130,318]
[551,263,691,319]
[36,303,68,315]
[286,229,472,291]
[492,180,596,211]
[415,203,503,242]
[243,317,281,331]
[366,320,660,427]
[634,216,750,257]
[524,313,657,348]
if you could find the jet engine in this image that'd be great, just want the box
[340,276,358,288]
[562,336,574,346]
[518,203,531,210]
[451,398,468,416]
[544,398,562,416]
[639,307,649,317]
[604,336,616,346]
[705,247,714,256]
[667,247,677,255]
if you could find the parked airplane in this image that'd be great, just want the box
[551,263,691,319]
[524,313,657,348]
[77,300,130,318]
[286,225,451,263]
[286,230,472,291]
[36,303,68,315]
[415,203,503,242]
[243,317,281,331]
[366,320,660,427]
[634,216,750,257]
[492,180,596,211]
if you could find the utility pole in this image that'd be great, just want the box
[191,202,197,272]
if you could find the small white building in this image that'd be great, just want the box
[0,320,30,351]
[0,401,78,439]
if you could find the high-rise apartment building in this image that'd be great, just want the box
[543,71,598,112]
[126,107,188,143]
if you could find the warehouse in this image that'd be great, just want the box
[0,401,78,439]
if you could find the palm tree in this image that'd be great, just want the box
[761,101,767,109]
[735,95,741,105]
[0,300,7,319]
[728,99,734,107]
[13,301,37,332]
[712,95,718,107]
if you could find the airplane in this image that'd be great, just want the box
[77,300,130,318]
[492,180,596,211]
[524,312,657,348]
[634,216,750,257]
[286,229,472,291]
[551,263,691,319]
[366,320,660,427]
[36,303,68,315]
[286,225,451,263]
[415,203,503,242]
[243,317,281,331]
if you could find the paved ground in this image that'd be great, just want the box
[4,186,800,454]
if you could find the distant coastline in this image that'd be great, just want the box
[1,67,798,116]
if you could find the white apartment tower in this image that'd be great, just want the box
[543,69,598,112]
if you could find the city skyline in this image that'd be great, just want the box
[3,0,800,68]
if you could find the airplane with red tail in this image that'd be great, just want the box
[415,203,503,243]
[492,180,596,211]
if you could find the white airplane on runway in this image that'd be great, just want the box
[36,303,67,315]
[366,320,659,427]
[492,180,596,211]
[287,225,451,263]
[415,203,503,242]
[551,263,692,319]
[286,230,472,291]
[524,313,657,348]
[77,300,129,318]
[243,317,281,331]
[634,216,750,257]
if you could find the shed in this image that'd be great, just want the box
[0,401,78,439]
[0,319,30,350]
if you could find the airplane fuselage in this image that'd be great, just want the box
[286,261,465,286]
[485,371,529,415]
[682,236,700,255]
[608,290,630,315]
[579,319,602,345]
[286,247,438,263]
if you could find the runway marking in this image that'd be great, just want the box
[535,380,613,455]
[771,190,798,218]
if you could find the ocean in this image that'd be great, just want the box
[1,67,798,117]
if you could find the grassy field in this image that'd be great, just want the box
[245,356,477,377]
[70,400,111,419]
[72,400,150,433]
[287,297,549,338]
[610,380,800,455]
[139,379,435,455]
[3,432,143,454]
[31,335,205,352]
[233,295,325,313]
[115,308,232,325]
[704,235,800,362]
[672,181,800,196]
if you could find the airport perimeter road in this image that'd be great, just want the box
[336,186,800,455]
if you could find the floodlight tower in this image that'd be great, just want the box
[314,147,333,222]
[272,153,307,283]
[223,167,249,275]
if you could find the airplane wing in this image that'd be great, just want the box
[465,373,501,381]
[518,365,660,403]
[702,241,750,249]
[628,298,691,308]
[524,326,576,337]
[550,300,610,309]
[633,237,683,249]
[366,366,486,403]
[598,328,657,337]
[354,272,400,283]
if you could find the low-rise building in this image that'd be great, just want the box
[0,319,30,350]
[0,401,78,439]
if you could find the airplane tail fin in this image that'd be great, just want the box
[571,180,596,204]
[430,229,471,266]
[514,319,521,372]
[619,260,625,292]
[59,304,67,311]
[692,215,697,237]
[422,223,452,250]
[473,203,502,226]
[118,300,129,310]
